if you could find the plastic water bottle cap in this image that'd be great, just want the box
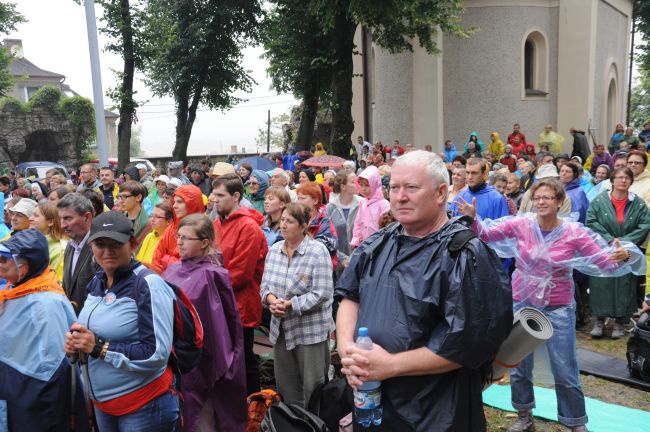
[358,327,368,337]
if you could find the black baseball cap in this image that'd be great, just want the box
[89,211,133,244]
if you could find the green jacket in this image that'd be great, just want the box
[586,191,650,317]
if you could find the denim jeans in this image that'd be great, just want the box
[510,302,588,428]
[94,390,179,432]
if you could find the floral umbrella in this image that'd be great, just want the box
[301,155,347,168]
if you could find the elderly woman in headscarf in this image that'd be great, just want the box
[247,169,270,215]
[0,230,87,431]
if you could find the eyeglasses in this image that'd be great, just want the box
[176,234,202,242]
[628,161,644,165]
[152,215,168,219]
[117,194,133,200]
[612,176,631,181]
[532,195,556,202]
[80,171,93,174]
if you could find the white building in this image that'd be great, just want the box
[351,0,634,152]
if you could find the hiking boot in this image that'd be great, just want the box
[590,319,604,338]
[507,411,535,432]
[611,322,625,339]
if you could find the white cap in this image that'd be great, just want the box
[10,198,37,218]
[135,163,147,170]
[154,174,170,185]
[169,178,182,188]
[536,164,559,179]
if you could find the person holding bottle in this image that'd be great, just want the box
[336,151,512,431]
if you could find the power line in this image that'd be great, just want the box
[140,93,293,107]
[137,98,296,116]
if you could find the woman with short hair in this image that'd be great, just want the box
[262,186,292,247]
[456,179,644,432]
[260,203,334,408]
[587,167,650,339]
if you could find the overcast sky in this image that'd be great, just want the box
[7,0,297,157]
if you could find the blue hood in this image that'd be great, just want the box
[0,229,49,285]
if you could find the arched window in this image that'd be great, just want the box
[522,30,549,98]
[524,40,535,90]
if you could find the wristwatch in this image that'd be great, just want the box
[90,334,106,359]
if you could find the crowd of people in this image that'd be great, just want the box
[0,121,649,431]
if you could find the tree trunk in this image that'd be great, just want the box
[172,69,207,162]
[329,6,356,158]
[117,0,135,172]
[296,80,320,152]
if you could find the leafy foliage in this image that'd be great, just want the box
[636,0,650,73]
[0,2,25,35]
[26,85,63,111]
[141,0,262,160]
[60,95,97,161]
[629,75,650,130]
[0,2,26,97]
[262,0,472,156]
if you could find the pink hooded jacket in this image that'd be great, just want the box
[351,166,390,247]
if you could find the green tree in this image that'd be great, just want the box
[0,2,25,96]
[142,0,261,162]
[630,75,650,130]
[311,0,471,156]
[261,1,333,152]
[254,112,289,152]
[636,0,650,73]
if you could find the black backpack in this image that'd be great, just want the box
[307,377,354,432]
[627,313,650,382]
[261,401,329,432]
[135,267,204,374]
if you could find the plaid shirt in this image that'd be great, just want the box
[260,235,334,350]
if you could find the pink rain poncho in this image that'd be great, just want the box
[350,165,390,247]
[471,213,646,307]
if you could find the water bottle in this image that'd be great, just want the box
[353,327,382,427]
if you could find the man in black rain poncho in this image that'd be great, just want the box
[336,150,513,431]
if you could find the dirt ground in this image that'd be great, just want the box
[485,322,650,431]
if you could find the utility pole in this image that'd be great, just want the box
[267,109,271,153]
[84,0,109,166]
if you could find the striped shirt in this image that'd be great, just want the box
[260,235,334,350]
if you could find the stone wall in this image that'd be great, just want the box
[0,102,84,170]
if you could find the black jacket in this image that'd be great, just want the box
[336,218,513,431]
[63,240,98,314]
[571,131,591,162]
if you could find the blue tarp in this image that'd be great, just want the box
[483,384,650,432]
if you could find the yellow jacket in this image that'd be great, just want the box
[487,132,505,158]
[46,235,67,283]
[136,230,163,266]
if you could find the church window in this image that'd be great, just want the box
[522,30,549,98]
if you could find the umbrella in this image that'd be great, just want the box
[235,156,277,171]
[296,151,313,161]
[301,155,347,168]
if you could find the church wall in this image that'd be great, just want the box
[442,6,559,153]
[373,50,414,146]
[593,0,630,144]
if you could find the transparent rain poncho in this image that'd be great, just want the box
[472,212,646,307]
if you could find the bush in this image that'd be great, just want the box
[26,85,62,111]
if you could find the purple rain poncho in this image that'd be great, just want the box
[163,254,246,432]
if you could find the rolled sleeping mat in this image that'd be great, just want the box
[484,307,554,389]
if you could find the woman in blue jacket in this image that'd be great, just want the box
[65,211,178,431]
